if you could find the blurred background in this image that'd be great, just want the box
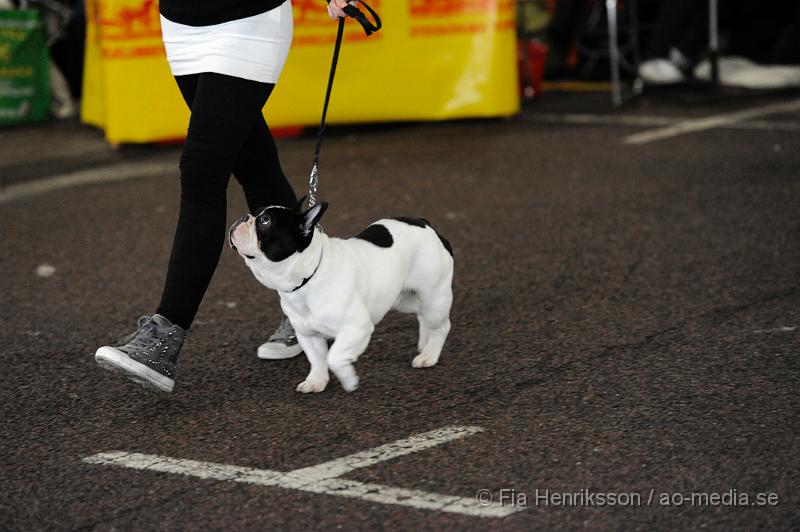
[2,0,799,141]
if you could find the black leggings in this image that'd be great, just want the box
[155,72,297,330]
[645,0,707,61]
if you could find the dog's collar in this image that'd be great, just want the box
[287,249,323,293]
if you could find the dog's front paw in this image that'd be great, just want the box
[296,378,328,393]
[412,352,439,368]
[330,363,359,392]
[339,374,359,392]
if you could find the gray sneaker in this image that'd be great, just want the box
[257,316,303,360]
[95,314,187,392]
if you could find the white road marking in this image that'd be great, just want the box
[534,113,673,127]
[624,98,800,144]
[754,326,796,333]
[533,112,800,131]
[84,425,520,518]
[0,161,173,205]
[740,120,800,132]
[287,425,482,481]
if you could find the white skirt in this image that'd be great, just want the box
[160,1,293,84]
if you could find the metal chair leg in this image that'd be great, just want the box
[709,0,719,85]
[606,0,622,106]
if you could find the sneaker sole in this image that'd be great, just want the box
[257,343,303,360]
[95,346,175,393]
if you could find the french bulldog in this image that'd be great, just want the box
[228,199,454,393]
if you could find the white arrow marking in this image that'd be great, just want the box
[84,425,521,518]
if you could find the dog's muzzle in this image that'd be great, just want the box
[229,213,251,249]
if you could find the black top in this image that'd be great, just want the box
[160,0,288,27]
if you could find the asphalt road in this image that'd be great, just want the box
[1,91,798,530]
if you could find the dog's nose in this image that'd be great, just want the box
[229,214,251,249]
[230,213,250,232]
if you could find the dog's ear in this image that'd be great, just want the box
[293,196,307,213]
[301,202,328,235]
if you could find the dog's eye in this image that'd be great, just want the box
[245,255,255,260]
[258,215,271,227]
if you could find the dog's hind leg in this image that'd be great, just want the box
[412,284,452,368]
[392,292,429,352]
[296,334,330,393]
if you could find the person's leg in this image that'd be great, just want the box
[639,0,703,84]
[674,6,708,64]
[156,72,276,330]
[172,72,301,360]
[95,73,292,391]
[235,120,304,360]
[174,72,199,109]
[176,74,296,214]
[645,0,703,60]
[769,10,800,64]
[227,83,303,359]
[233,116,297,214]
[544,0,591,77]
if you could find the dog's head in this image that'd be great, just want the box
[229,197,328,278]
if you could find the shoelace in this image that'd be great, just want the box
[113,315,151,346]
[124,316,172,353]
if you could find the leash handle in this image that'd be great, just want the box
[342,1,382,36]
[327,0,382,37]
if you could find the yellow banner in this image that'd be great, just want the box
[81,0,519,144]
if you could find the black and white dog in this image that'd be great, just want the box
[229,200,454,393]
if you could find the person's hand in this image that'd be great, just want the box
[328,0,357,20]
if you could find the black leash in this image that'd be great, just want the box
[308,1,382,209]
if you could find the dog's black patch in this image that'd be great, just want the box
[391,216,430,228]
[392,216,453,258]
[436,232,454,257]
[356,224,394,248]
[255,203,328,262]
[256,208,306,261]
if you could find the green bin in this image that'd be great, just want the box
[0,9,50,124]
